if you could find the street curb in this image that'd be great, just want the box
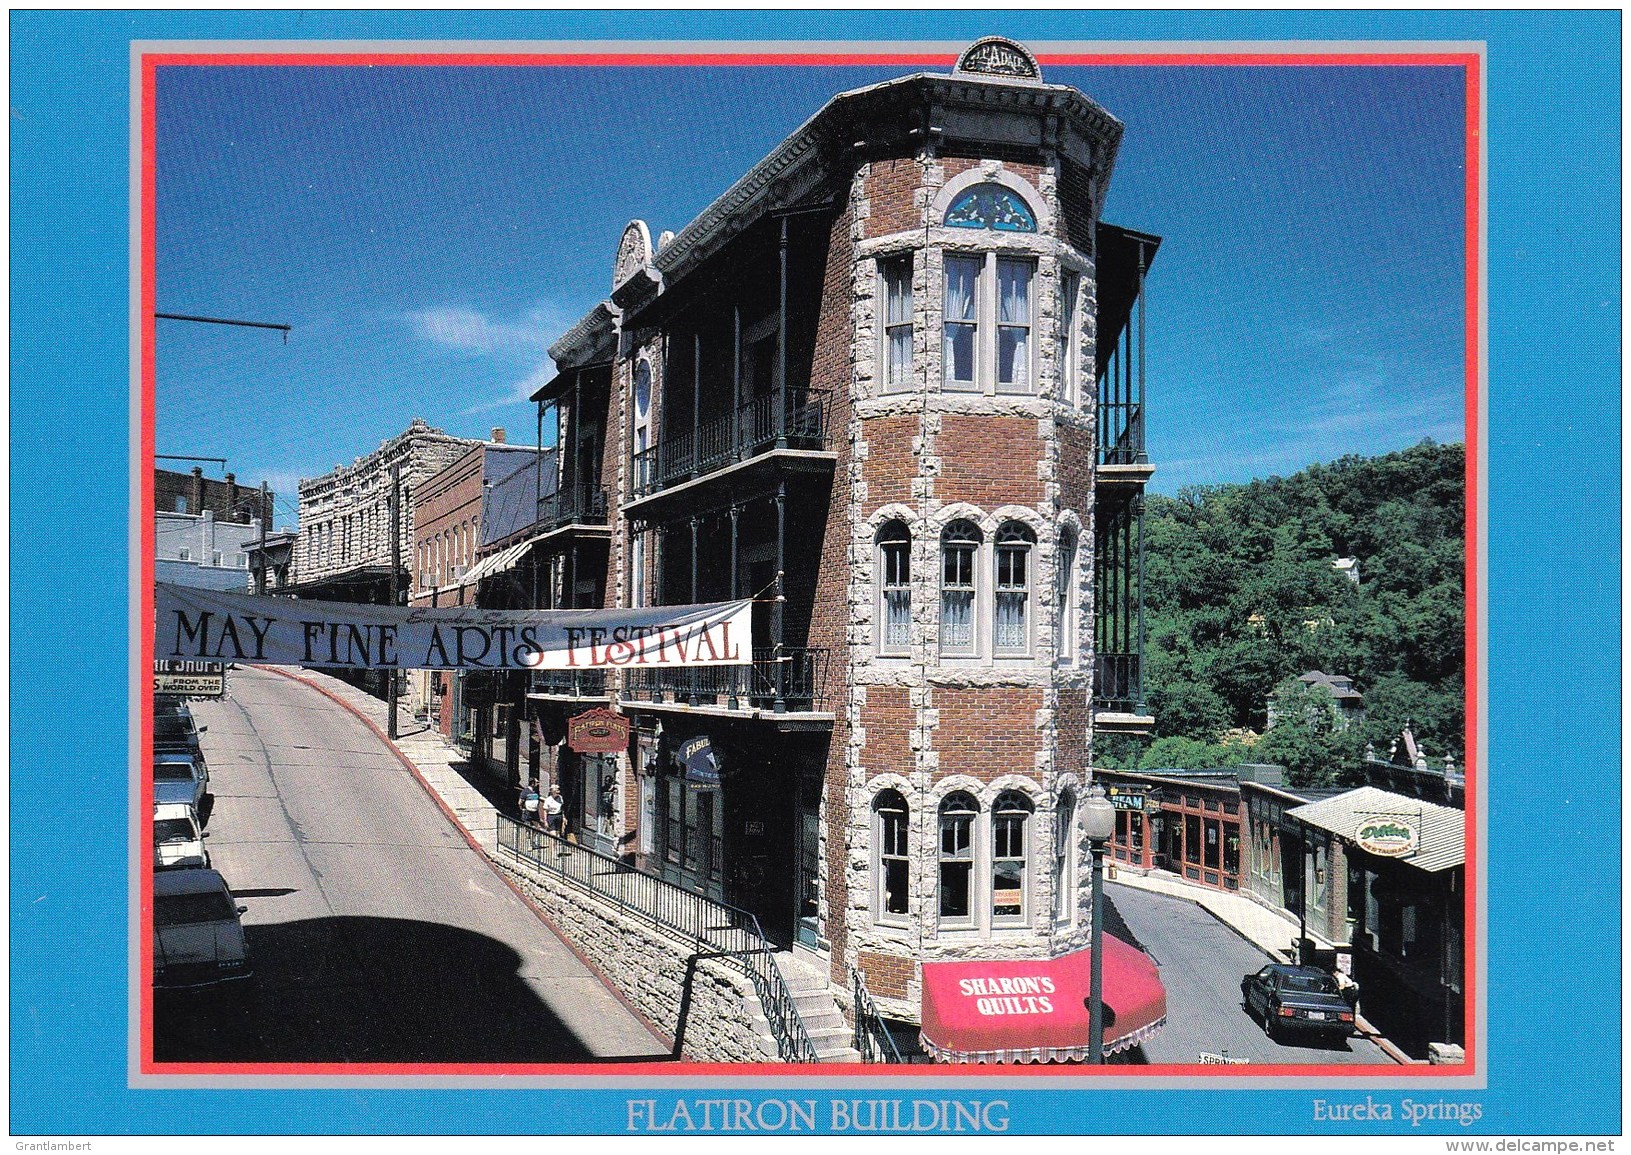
[261,665,677,1059]
[1106,880,1411,1066]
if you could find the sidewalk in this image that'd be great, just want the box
[1106,868,1305,961]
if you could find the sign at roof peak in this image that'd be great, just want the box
[955,37,1042,83]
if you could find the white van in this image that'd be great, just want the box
[153,803,208,870]
[152,869,251,988]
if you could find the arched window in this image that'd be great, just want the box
[939,520,982,655]
[994,522,1036,655]
[877,520,912,656]
[1053,788,1077,926]
[943,183,1038,232]
[938,791,979,926]
[873,789,910,924]
[1057,524,1079,664]
[992,790,1034,926]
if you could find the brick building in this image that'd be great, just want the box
[155,465,275,527]
[513,39,1159,1041]
[407,433,550,758]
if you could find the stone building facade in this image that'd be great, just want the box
[517,38,1157,1037]
[155,466,275,527]
[292,418,479,598]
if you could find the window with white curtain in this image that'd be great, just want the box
[877,520,912,656]
[939,520,981,655]
[942,255,980,390]
[880,255,914,392]
[996,259,1033,392]
[1060,269,1081,405]
[994,522,1035,655]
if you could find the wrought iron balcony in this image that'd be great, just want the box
[1094,652,1143,714]
[631,390,832,499]
[536,485,608,533]
[624,647,830,713]
[1098,401,1146,467]
[529,668,608,698]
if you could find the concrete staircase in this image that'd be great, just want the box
[753,953,862,1064]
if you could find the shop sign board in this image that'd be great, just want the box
[153,658,226,697]
[1107,786,1147,812]
[1356,814,1418,857]
[567,707,629,754]
[679,735,720,788]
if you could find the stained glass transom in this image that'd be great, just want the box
[944,183,1037,232]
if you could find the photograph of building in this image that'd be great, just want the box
[143,36,1472,1071]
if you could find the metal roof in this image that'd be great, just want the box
[1287,786,1465,873]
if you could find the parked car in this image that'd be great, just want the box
[1241,964,1355,1042]
[154,713,206,758]
[153,802,209,870]
[153,753,208,812]
[152,868,251,988]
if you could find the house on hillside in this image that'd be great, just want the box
[1266,670,1366,731]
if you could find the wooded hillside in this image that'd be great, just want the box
[1105,440,1466,785]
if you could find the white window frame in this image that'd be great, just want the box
[1053,789,1078,927]
[938,520,982,657]
[1056,524,1079,665]
[993,522,1035,657]
[879,254,914,393]
[876,521,912,657]
[873,789,911,927]
[991,790,1034,928]
[940,251,1037,394]
[1060,268,1082,406]
[937,791,979,929]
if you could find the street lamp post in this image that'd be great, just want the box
[1082,783,1117,1064]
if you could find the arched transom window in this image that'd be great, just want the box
[944,182,1038,232]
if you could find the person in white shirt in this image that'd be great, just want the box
[543,784,565,836]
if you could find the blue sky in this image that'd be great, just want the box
[155,60,1466,528]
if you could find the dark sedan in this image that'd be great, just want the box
[1241,964,1355,1042]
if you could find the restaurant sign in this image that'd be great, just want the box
[1356,814,1418,858]
[568,708,630,754]
[1106,786,1148,812]
[153,658,227,697]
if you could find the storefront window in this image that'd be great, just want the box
[1185,813,1201,865]
[938,792,978,925]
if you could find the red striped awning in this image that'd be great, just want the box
[919,938,1167,1064]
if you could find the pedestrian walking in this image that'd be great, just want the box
[543,784,565,837]
[519,779,541,826]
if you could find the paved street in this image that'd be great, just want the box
[153,666,671,1064]
[1107,882,1392,1066]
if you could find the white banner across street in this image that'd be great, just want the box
[154,583,752,672]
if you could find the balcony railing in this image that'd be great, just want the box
[530,668,608,698]
[851,967,906,1063]
[1094,652,1143,713]
[536,485,608,533]
[624,647,829,713]
[631,390,833,499]
[497,815,817,1062]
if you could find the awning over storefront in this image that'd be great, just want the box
[1287,786,1464,872]
[919,939,1167,1064]
[460,539,533,587]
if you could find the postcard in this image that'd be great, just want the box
[10,8,1621,1143]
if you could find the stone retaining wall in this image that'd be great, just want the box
[491,853,776,1064]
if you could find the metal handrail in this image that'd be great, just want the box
[630,390,832,498]
[496,814,818,1062]
[1094,652,1142,712]
[850,967,905,1063]
[622,647,829,711]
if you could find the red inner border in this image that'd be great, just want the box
[138,48,1483,1081]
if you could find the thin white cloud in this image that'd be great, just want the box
[405,301,578,359]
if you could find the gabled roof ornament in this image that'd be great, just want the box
[954,36,1042,83]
